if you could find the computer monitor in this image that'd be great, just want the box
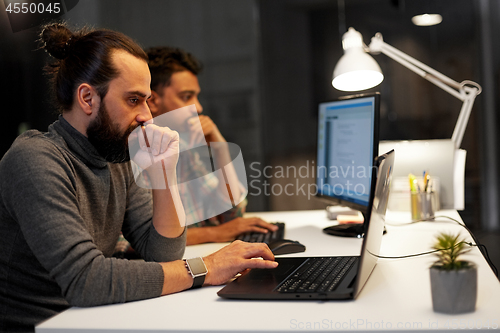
[315,92,380,237]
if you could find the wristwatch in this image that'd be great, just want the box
[184,257,208,289]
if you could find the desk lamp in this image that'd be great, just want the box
[333,27,481,149]
[332,28,482,210]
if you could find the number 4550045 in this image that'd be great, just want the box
[5,2,61,14]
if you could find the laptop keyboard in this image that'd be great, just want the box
[276,256,358,293]
[236,222,285,244]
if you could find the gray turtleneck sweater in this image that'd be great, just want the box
[0,117,186,332]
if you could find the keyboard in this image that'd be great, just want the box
[276,256,358,293]
[236,222,285,244]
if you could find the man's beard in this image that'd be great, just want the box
[87,101,137,163]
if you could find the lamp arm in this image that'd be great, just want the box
[367,33,481,149]
[452,91,478,148]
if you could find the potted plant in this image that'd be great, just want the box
[430,232,477,314]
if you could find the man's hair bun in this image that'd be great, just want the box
[40,23,74,59]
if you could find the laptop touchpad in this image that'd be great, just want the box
[226,258,306,293]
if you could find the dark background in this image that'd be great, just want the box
[1,0,499,269]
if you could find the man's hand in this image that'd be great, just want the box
[187,115,225,145]
[186,217,278,245]
[203,240,278,286]
[212,217,279,243]
[130,123,180,173]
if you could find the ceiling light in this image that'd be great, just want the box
[412,14,443,26]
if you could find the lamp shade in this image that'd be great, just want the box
[332,28,384,91]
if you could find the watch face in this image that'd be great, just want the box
[188,257,207,275]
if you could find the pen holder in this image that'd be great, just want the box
[411,191,439,221]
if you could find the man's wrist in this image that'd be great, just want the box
[186,226,221,245]
[206,226,222,243]
[206,128,225,143]
[145,165,177,189]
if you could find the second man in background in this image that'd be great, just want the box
[146,47,277,245]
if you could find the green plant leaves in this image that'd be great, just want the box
[432,232,471,270]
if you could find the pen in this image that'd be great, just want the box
[141,124,155,165]
[424,172,430,193]
[141,124,169,187]
[409,174,418,193]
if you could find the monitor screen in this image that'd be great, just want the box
[316,93,380,213]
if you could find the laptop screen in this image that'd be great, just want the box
[316,93,380,212]
[353,150,394,298]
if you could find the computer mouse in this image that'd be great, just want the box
[268,239,306,255]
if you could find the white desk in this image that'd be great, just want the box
[36,210,500,332]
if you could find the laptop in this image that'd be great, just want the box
[217,150,394,300]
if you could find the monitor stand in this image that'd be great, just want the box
[322,212,387,238]
[323,223,365,238]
